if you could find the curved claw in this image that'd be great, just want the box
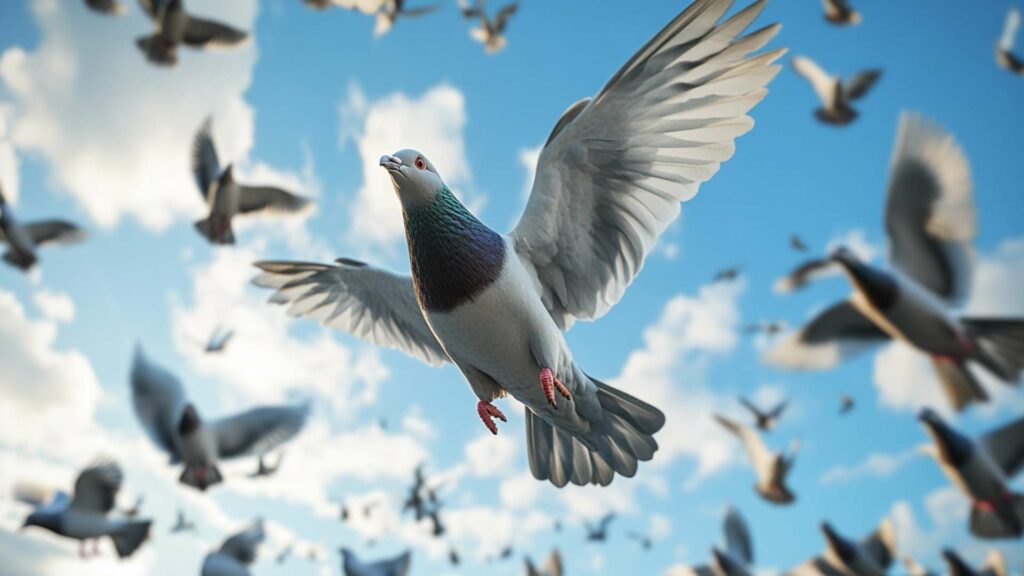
[477,400,507,435]
[539,367,572,409]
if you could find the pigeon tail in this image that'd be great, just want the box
[526,377,664,488]
[195,215,235,245]
[930,357,989,412]
[136,34,176,66]
[962,318,1024,385]
[969,493,1024,539]
[111,520,152,558]
[180,463,223,491]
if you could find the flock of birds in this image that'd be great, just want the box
[2,0,1023,574]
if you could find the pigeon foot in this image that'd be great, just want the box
[477,400,506,435]
[539,368,571,409]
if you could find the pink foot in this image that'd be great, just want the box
[539,368,572,409]
[477,401,506,435]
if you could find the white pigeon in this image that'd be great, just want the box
[791,56,881,125]
[130,345,311,491]
[788,519,897,576]
[136,0,250,67]
[85,0,128,14]
[191,117,312,245]
[669,506,754,576]
[17,460,152,559]
[254,0,784,488]
[766,114,1024,412]
[997,7,1023,75]
[821,0,860,26]
[715,414,797,505]
[918,408,1024,539]
[340,548,412,576]
[525,549,563,576]
[0,182,86,272]
[201,518,265,576]
[942,549,1007,576]
[458,0,518,54]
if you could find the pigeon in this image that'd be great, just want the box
[766,114,1024,412]
[839,394,855,415]
[170,509,196,533]
[585,513,615,542]
[448,548,460,566]
[525,549,563,576]
[791,56,881,125]
[715,267,742,283]
[84,0,127,14]
[458,0,518,53]
[787,519,896,576]
[254,0,783,488]
[374,1,440,37]
[499,546,514,560]
[276,543,293,564]
[737,395,787,431]
[203,326,235,353]
[402,465,427,520]
[191,117,312,245]
[744,322,786,337]
[17,460,152,559]
[715,414,797,504]
[774,257,833,294]
[0,182,86,272]
[997,7,1023,75]
[201,518,266,576]
[672,506,754,576]
[942,549,1007,576]
[425,506,444,537]
[130,345,312,490]
[136,0,250,67]
[918,408,1024,539]
[120,495,144,518]
[901,555,935,576]
[821,0,860,26]
[626,530,653,551]
[340,548,412,576]
[790,235,809,252]
[248,453,284,478]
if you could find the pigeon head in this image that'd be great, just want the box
[821,522,858,565]
[22,510,61,534]
[379,149,445,208]
[918,408,973,466]
[178,403,202,435]
[830,246,898,309]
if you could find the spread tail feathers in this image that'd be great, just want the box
[526,378,664,488]
[969,493,1024,539]
[931,358,989,412]
[180,464,223,491]
[194,217,235,245]
[964,318,1024,384]
[111,520,151,558]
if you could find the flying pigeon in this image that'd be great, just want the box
[902,555,935,576]
[401,465,428,520]
[918,408,1024,539]
[671,506,754,576]
[191,117,312,245]
[585,513,615,542]
[839,394,855,415]
[627,530,652,551]
[120,495,144,518]
[203,326,235,353]
[448,548,460,566]
[201,518,266,576]
[340,548,412,576]
[714,267,742,283]
[0,182,86,271]
[766,114,1024,412]
[248,453,284,478]
[821,0,860,26]
[276,543,294,564]
[17,460,152,559]
[787,519,896,576]
[458,0,518,53]
[136,0,250,67]
[254,0,783,488]
[790,235,809,252]
[130,345,312,491]
[84,0,127,14]
[744,322,786,337]
[525,549,563,576]
[374,1,440,37]
[997,7,1023,75]
[715,414,797,504]
[942,549,1007,576]
[774,257,833,294]
[791,56,881,125]
[738,395,787,431]
[170,508,196,533]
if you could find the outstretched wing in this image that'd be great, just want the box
[212,403,311,460]
[715,414,773,475]
[1001,7,1021,52]
[192,118,220,201]
[861,519,896,570]
[492,1,518,33]
[237,186,312,215]
[182,16,250,49]
[842,69,882,101]
[511,0,783,329]
[69,460,122,513]
[792,56,837,108]
[130,346,188,460]
[23,220,87,247]
[980,414,1024,478]
[219,518,265,565]
[764,301,889,370]
[723,506,753,565]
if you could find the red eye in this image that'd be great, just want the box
[415,157,426,170]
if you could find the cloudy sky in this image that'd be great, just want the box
[0,0,1021,575]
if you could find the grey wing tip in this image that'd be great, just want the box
[334,257,368,268]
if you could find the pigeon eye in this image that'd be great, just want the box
[415,157,426,170]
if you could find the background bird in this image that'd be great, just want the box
[942,549,1007,576]
[839,394,855,416]
[715,414,798,505]
[791,56,881,125]
[585,513,615,542]
[669,506,754,576]
[738,395,788,431]
[788,519,896,576]
[203,326,234,354]
[201,518,265,576]
[248,452,284,478]
[821,0,860,26]
[458,0,518,53]
[996,7,1023,75]
[83,0,127,14]
[374,0,440,37]
[136,0,250,67]
[340,547,412,576]
[0,182,86,271]
[170,509,196,534]
[525,549,563,576]
[790,234,809,252]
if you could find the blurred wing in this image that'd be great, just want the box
[493,1,518,33]
[723,506,753,565]
[738,396,763,419]
[768,399,788,419]
[544,549,564,576]
[14,484,69,512]
[137,0,168,20]
[131,346,187,460]
[219,518,265,565]
[715,414,773,474]
[399,4,439,17]
[237,186,312,215]
[192,118,220,201]
[599,513,616,532]
[787,557,845,576]
[792,56,837,107]
[69,460,122,513]
[182,16,250,48]
[884,113,975,303]
[253,260,449,366]
[212,403,311,460]
[1001,8,1021,52]
[861,519,896,570]
[86,0,128,14]
[764,301,889,370]
[842,69,881,101]
[23,220,87,247]
[774,257,834,293]
[980,414,1024,477]
[512,0,783,329]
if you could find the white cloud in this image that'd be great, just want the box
[463,432,518,479]
[32,289,74,323]
[820,447,918,485]
[0,103,19,203]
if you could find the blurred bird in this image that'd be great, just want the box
[248,453,284,478]
[714,267,742,283]
[84,0,127,14]
[773,257,833,294]
[130,345,312,491]
[585,513,615,542]
[136,0,250,67]
[448,548,460,566]
[16,460,152,559]
[996,7,1023,75]
[201,518,265,576]
[673,506,754,576]
[787,519,896,576]
[191,117,312,245]
[0,182,86,272]
[790,234,809,252]
[255,0,784,487]
[942,549,1007,576]
[767,114,1024,412]
[170,509,196,533]
[744,322,786,337]
[499,546,514,560]
[839,394,855,416]
[374,1,440,37]
[120,495,144,518]
[276,543,293,564]
[791,56,881,125]
[715,414,797,505]
[203,326,234,353]
[340,548,411,576]
[918,409,1024,539]
[902,555,935,576]
[821,0,860,26]
[525,549,563,576]
[402,465,427,520]
[426,506,445,537]
[458,0,518,53]
[738,395,787,431]
[626,530,653,551]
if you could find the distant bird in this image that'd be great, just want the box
[130,345,311,491]
[525,549,563,576]
[942,549,1007,576]
[585,513,615,542]
[744,322,786,337]
[997,7,1023,75]
[738,396,787,431]
[364,501,382,518]
[773,257,833,294]
[766,114,1024,412]
[791,56,881,125]
[673,506,754,576]
[248,453,284,478]
[203,326,234,353]
[902,555,935,576]
[84,0,127,14]
[458,0,518,53]
[340,503,349,522]
[191,117,312,245]
[374,1,440,37]
[715,414,797,505]
[821,0,860,26]
[499,546,514,560]
[120,495,144,518]
[918,409,1024,539]
[136,0,250,67]
[16,460,151,558]
[839,394,855,416]
[626,530,652,551]
[790,235,809,252]
[787,519,896,576]
[340,548,412,576]
[402,465,427,520]
[426,507,445,537]
[276,543,293,564]
[0,183,86,271]
[170,508,196,533]
[201,518,266,576]
[714,267,742,283]
[448,548,460,566]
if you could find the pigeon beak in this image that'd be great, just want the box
[379,155,403,173]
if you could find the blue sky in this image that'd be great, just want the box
[0,0,1022,575]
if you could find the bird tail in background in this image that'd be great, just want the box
[111,520,152,558]
[969,492,1024,539]
[931,358,989,412]
[180,464,223,491]
[963,318,1024,384]
[525,377,664,488]
[135,34,175,66]
[194,217,235,245]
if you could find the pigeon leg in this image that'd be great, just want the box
[539,368,572,409]
[79,540,87,558]
[92,539,100,556]
[476,400,506,435]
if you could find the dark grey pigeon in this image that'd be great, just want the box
[525,549,563,576]
[738,396,787,431]
[585,513,615,542]
[679,506,755,576]
[787,519,896,576]
[340,548,411,576]
[716,415,797,505]
[136,0,250,67]
[202,518,265,576]
[0,182,86,272]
